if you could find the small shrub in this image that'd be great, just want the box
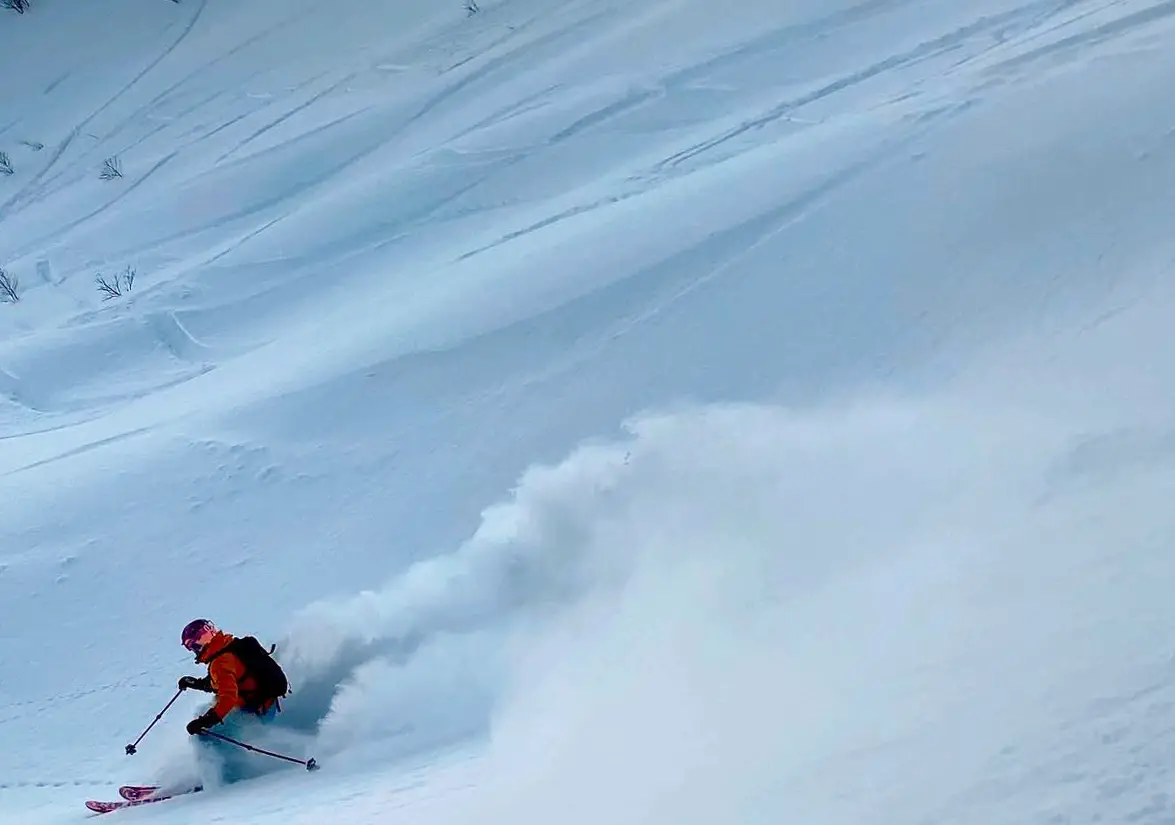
[0,152,12,175]
[95,266,136,301]
[0,269,19,304]
[2,0,30,14]
[100,156,123,180]
[465,0,479,15]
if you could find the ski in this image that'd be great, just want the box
[86,795,173,814]
[86,786,201,814]
[119,785,159,801]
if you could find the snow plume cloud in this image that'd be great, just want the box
[454,308,1175,825]
[276,283,1175,824]
[272,425,648,748]
[275,398,982,753]
[277,396,1034,750]
[450,400,1049,825]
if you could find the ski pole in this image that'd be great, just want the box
[198,731,320,771]
[125,688,184,755]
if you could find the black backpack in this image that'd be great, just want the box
[209,636,289,707]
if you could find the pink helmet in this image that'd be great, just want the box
[181,619,218,656]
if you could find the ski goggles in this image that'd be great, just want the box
[183,628,215,655]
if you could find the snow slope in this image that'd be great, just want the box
[3,0,1175,822]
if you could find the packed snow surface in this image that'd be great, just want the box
[2,0,1175,822]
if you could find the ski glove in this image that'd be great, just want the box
[186,710,220,736]
[179,675,212,692]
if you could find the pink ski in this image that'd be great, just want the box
[119,785,159,801]
[86,786,200,814]
[86,795,172,814]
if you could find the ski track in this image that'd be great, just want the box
[213,74,360,166]
[13,152,180,262]
[452,12,1000,262]
[1,426,153,478]
[0,127,78,222]
[402,7,619,133]
[198,216,291,268]
[78,0,211,134]
[460,147,896,404]
[99,8,311,147]
[22,0,211,205]
[2,0,1105,269]
[648,4,1061,176]
[0,413,106,443]
[986,0,1175,71]
[547,88,665,143]
[447,83,566,142]
[4,0,1154,295]
[42,70,73,96]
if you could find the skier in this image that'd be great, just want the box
[178,619,290,784]
[85,621,306,812]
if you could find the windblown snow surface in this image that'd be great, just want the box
[3,0,1175,822]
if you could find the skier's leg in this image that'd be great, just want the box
[192,725,237,787]
[204,705,282,784]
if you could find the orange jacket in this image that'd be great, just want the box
[197,632,277,720]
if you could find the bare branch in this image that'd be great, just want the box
[95,266,137,301]
[0,152,12,176]
[95,272,122,301]
[2,0,30,14]
[100,156,123,180]
[465,0,479,15]
[0,269,20,304]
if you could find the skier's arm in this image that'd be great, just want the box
[208,657,245,720]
